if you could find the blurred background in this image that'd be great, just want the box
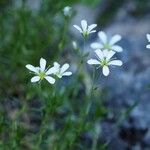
[0,0,150,150]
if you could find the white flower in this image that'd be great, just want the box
[146,34,150,49]
[63,6,72,17]
[26,58,56,84]
[52,62,72,78]
[73,20,97,38]
[91,31,123,52]
[87,49,123,76]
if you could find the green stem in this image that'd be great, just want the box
[82,37,86,59]
[35,83,56,149]
[77,38,86,71]
[83,38,86,53]
[77,68,96,135]
[35,109,49,149]
[85,67,96,115]
[35,83,46,149]
[92,134,99,150]
[59,18,69,51]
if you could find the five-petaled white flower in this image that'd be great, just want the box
[52,62,72,78]
[73,20,97,38]
[146,34,150,49]
[63,6,72,17]
[91,31,123,52]
[26,58,56,84]
[87,49,123,76]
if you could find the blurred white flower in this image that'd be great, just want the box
[63,6,72,17]
[53,62,72,78]
[87,49,123,76]
[72,41,78,50]
[91,31,123,52]
[73,20,97,38]
[26,58,56,84]
[146,34,150,49]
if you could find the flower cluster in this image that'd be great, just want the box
[84,30,123,76]
[87,31,123,76]
[73,19,123,76]
[28,18,150,83]
[26,58,72,84]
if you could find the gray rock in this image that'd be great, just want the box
[100,122,127,150]
[143,129,150,148]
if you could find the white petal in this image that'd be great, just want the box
[54,62,60,68]
[88,24,97,32]
[36,67,40,71]
[103,49,109,58]
[95,49,104,60]
[111,45,123,52]
[73,25,82,33]
[91,43,103,49]
[102,66,110,76]
[40,58,46,72]
[98,31,107,44]
[109,34,121,45]
[62,71,72,76]
[31,76,40,82]
[81,20,87,32]
[45,76,55,84]
[60,63,69,74]
[146,34,150,42]
[26,64,39,73]
[46,66,58,75]
[108,60,123,66]
[106,50,115,60]
[87,59,100,65]
[146,44,150,49]
[89,30,96,33]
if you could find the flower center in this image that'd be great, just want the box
[100,59,108,66]
[103,44,110,49]
[82,31,88,39]
[39,72,46,80]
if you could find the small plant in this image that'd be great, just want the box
[0,1,149,150]
[26,58,72,83]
